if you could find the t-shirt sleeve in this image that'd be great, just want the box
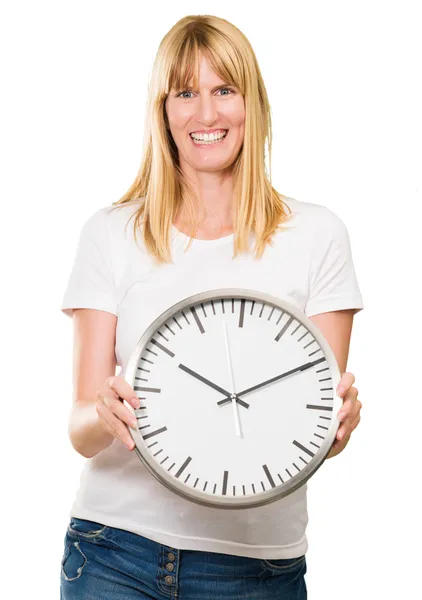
[60,209,118,318]
[304,210,364,317]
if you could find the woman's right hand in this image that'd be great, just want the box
[95,376,140,451]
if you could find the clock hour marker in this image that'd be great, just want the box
[306,404,333,411]
[293,440,315,458]
[239,299,245,327]
[222,471,228,495]
[134,386,161,393]
[262,464,276,488]
[175,456,192,478]
[275,315,294,341]
[143,426,168,440]
[190,306,205,333]
[151,339,175,357]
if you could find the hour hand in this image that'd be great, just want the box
[178,363,250,409]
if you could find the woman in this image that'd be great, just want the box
[60,14,364,599]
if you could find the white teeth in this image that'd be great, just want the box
[190,130,227,142]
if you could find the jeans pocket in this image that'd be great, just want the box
[67,517,108,541]
[61,537,88,581]
[261,555,306,572]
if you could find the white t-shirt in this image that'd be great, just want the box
[61,195,364,559]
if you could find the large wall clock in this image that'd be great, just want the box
[124,288,341,509]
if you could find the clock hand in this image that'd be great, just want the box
[222,320,242,438]
[216,356,326,406]
[178,363,250,409]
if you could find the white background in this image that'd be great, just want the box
[1,1,420,597]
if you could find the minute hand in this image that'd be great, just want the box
[216,356,326,406]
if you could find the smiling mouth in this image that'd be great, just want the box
[189,130,228,145]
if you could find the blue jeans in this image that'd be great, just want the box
[60,517,307,599]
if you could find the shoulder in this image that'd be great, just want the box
[84,199,142,242]
[281,195,349,240]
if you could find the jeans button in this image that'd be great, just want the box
[167,552,176,561]
[165,575,173,585]
[166,562,175,572]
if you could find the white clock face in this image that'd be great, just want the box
[125,289,341,508]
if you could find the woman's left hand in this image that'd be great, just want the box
[326,372,362,459]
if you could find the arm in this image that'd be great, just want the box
[309,308,359,459]
[309,308,355,375]
[68,308,118,458]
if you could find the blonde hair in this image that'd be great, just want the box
[111,14,293,263]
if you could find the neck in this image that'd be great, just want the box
[176,164,234,234]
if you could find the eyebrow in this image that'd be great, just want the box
[179,83,234,92]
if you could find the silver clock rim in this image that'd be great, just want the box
[124,288,342,509]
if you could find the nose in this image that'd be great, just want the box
[195,93,219,126]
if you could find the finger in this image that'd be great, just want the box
[337,388,359,420]
[336,372,356,397]
[337,411,361,440]
[102,394,138,430]
[103,375,141,409]
[96,401,135,450]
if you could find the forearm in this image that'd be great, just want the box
[68,399,114,458]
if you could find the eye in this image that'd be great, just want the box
[176,87,235,99]
[177,91,194,99]
[218,87,234,96]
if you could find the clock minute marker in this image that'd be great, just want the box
[134,386,161,393]
[309,348,322,356]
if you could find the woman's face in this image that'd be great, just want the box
[165,53,245,174]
